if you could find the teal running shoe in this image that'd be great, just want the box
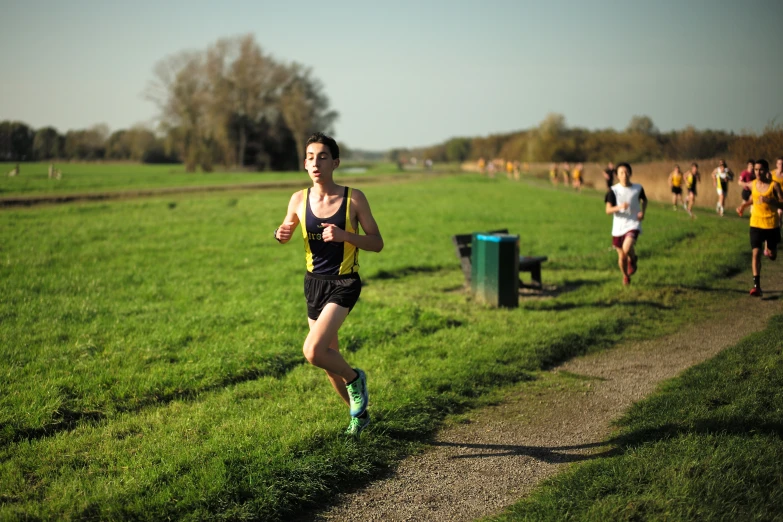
[346,368,368,417]
[345,413,370,438]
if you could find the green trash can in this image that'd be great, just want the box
[471,233,519,308]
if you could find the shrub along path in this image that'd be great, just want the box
[315,262,783,522]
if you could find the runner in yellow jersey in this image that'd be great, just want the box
[275,132,384,438]
[667,164,685,211]
[736,159,783,297]
[549,163,558,185]
[572,162,583,192]
[561,162,571,185]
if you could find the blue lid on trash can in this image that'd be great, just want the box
[475,233,519,242]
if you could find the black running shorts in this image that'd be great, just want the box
[749,227,781,250]
[304,272,362,320]
[741,188,752,201]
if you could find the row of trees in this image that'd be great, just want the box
[1,34,339,171]
[0,121,178,164]
[404,114,781,165]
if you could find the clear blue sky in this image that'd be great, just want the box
[1,0,781,150]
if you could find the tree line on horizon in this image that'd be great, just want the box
[395,114,783,166]
[0,34,338,172]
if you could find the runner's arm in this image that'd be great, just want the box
[274,192,302,244]
[604,191,626,214]
[638,189,648,221]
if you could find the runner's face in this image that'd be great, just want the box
[617,166,630,185]
[777,159,782,171]
[747,162,754,171]
[754,163,769,181]
[304,143,339,183]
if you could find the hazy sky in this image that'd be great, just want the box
[1,0,781,150]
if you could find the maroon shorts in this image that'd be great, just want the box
[612,230,640,249]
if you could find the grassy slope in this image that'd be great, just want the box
[489,315,783,522]
[0,174,750,520]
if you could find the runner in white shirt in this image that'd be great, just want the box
[605,162,648,286]
[711,159,734,216]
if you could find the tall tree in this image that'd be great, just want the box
[32,126,61,160]
[279,64,338,168]
[147,51,210,172]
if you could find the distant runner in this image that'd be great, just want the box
[667,164,685,211]
[737,159,755,217]
[685,162,701,218]
[603,161,615,190]
[771,157,783,226]
[711,159,734,216]
[572,162,583,192]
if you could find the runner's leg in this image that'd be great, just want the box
[308,317,350,405]
[303,303,357,383]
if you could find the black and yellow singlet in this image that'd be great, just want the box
[671,171,682,187]
[301,187,359,275]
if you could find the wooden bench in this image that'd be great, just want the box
[452,229,548,288]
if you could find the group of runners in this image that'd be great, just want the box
[274,132,783,439]
[549,162,585,191]
[626,156,783,294]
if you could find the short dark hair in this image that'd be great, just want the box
[747,159,755,165]
[691,162,699,168]
[755,159,769,171]
[305,132,340,159]
[616,162,632,175]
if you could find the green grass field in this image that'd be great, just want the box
[0,171,752,520]
[490,315,783,522]
[0,162,454,197]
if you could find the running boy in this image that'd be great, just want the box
[737,159,755,217]
[668,164,684,210]
[605,162,648,285]
[771,157,783,225]
[572,162,583,191]
[274,132,384,437]
[685,162,700,218]
[711,159,734,216]
[736,159,782,297]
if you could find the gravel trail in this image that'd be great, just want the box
[316,264,783,522]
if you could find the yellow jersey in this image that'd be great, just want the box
[771,169,783,185]
[572,168,582,180]
[750,181,780,229]
[671,171,682,187]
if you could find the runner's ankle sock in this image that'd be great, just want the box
[346,371,359,386]
[754,275,760,288]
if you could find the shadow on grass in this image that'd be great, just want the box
[371,265,449,280]
[524,299,673,312]
[0,352,305,447]
[518,279,603,299]
[649,283,750,295]
[432,440,619,463]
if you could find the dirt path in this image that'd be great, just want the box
[317,264,783,522]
